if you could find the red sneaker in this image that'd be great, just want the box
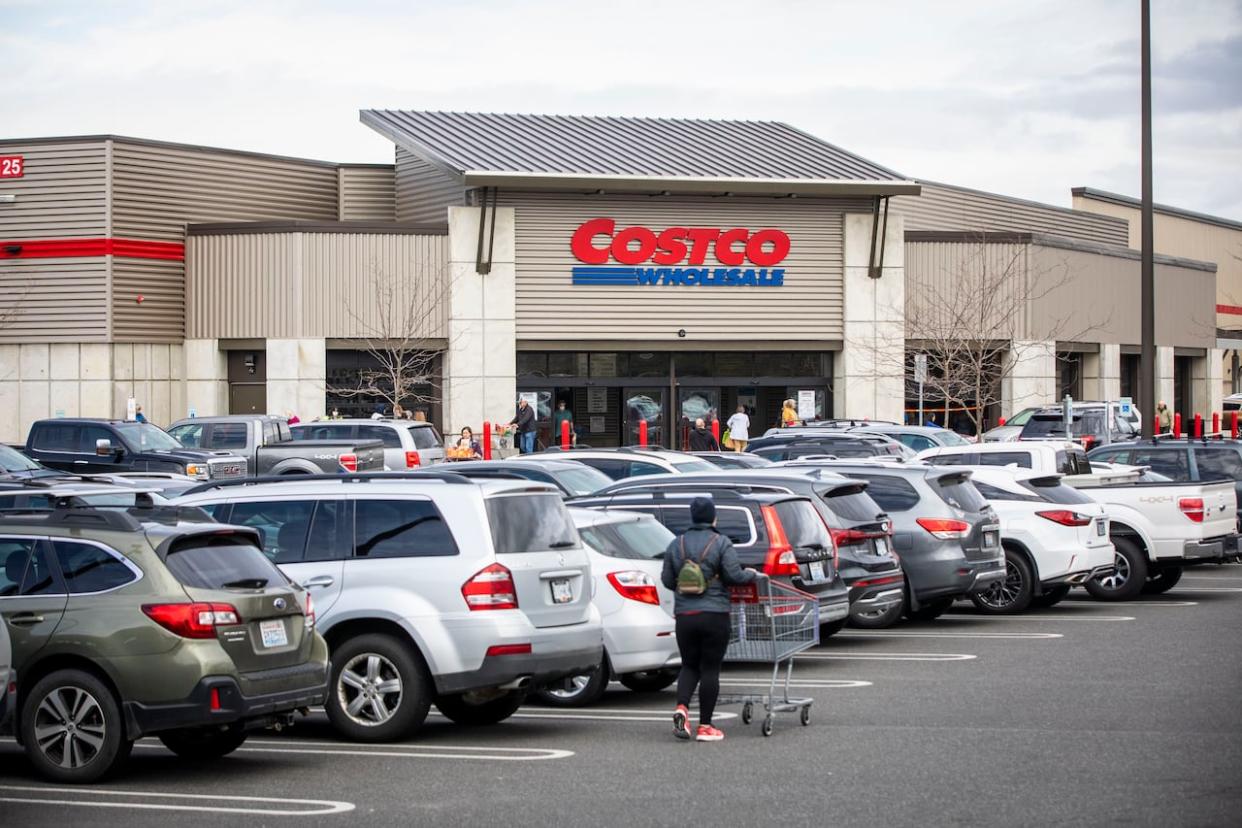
[696,724,724,742]
[673,705,691,740]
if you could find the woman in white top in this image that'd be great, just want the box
[726,405,750,453]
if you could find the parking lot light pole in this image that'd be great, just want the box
[1139,0,1156,439]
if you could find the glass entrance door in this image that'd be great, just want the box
[677,387,720,450]
[624,388,666,447]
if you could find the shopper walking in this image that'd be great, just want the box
[553,400,574,443]
[726,405,750,453]
[455,427,482,459]
[662,496,760,743]
[781,398,800,428]
[511,397,537,454]
[687,417,720,452]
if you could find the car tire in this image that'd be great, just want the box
[819,619,847,637]
[618,669,678,694]
[325,633,432,742]
[533,656,610,707]
[1085,537,1148,601]
[158,726,248,760]
[435,689,527,726]
[21,669,128,784]
[1032,585,1072,608]
[1142,565,1183,595]
[905,597,955,622]
[848,593,906,629]
[970,549,1035,614]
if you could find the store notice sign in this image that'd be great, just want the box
[587,387,608,414]
[590,416,605,433]
[0,156,23,178]
[797,390,817,421]
[518,392,539,410]
[569,218,789,287]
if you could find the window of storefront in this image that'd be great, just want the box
[325,349,442,425]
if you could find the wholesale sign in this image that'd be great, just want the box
[569,218,789,287]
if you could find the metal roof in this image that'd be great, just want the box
[1072,187,1242,232]
[360,110,919,196]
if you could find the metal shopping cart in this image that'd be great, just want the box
[716,576,820,736]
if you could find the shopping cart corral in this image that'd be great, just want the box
[712,577,819,736]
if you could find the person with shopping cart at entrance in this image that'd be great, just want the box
[662,496,762,742]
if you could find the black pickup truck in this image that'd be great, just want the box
[23,418,248,481]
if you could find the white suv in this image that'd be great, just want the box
[178,473,603,740]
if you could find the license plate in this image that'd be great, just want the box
[1096,520,1106,536]
[874,537,889,556]
[807,560,826,583]
[984,531,998,547]
[259,619,288,648]
[550,578,573,604]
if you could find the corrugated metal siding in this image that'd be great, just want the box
[0,257,109,343]
[0,139,108,240]
[395,148,463,224]
[905,240,1031,342]
[112,258,185,342]
[896,183,1129,245]
[500,191,872,340]
[187,232,448,340]
[339,165,396,221]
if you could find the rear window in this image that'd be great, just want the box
[1057,450,1093,475]
[819,485,885,521]
[974,482,1041,503]
[359,425,404,448]
[773,500,830,550]
[292,424,352,441]
[934,475,990,512]
[486,494,579,554]
[163,536,290,590]
[1130,448,1190,480]
[408,426,442,450]
[1194,448,1242,481]
[1022,416,1083,439]
[978,452,1033,469]
[924,452,971,466]
[661,505,755,546]
[1020,479,1094,505]
[578,519,673,560]
[843,475,920,512]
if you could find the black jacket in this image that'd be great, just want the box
[688,427,720,452]
[511,404,536,434]
[661,524,757,615]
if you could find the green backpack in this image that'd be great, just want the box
[676,535,721,596]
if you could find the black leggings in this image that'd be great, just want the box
[675,612,731,725]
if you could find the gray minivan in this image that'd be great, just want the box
[293,419,445,468]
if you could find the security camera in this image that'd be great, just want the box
[677,329,687,338]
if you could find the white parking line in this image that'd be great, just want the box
[1065,599,1198,607]
[1168,587,1242,593]
[941,613,1135,622]
[429,708,738,723]
[720,677,872,690]
[836,631,1063,640]
[0,785,354,816]
[797,652,977,662]
[130,738,573,762]
[1180,575,1242,581]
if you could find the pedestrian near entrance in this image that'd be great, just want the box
[553,401,574,443]
[688,418,720,452]
[781,399,800,428]
[1157,401,1172,433]
[726,405,750,452]
[455,427,482,459]
[511,397,537,454]
[134,405,147,424]
[662,496,760,743]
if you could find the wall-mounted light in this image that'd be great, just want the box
[244,352,256,374]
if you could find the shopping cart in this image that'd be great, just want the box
[716,576,820,736]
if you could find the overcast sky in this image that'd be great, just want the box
[3,0,1239,219]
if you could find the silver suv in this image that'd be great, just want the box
[292,419,446,468]
[178,472,603,740]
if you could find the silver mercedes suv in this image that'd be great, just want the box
[177,472,603,740]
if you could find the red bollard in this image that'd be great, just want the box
[1213,412,1220,436]
[560,419,570,449]
[482,421,492,460]
[1233,412,1239,440]
[998,417,1007,427]
[638,419,648,447]
[711,419,720,447]
[1174,413,1182,439]
[1194,413,1203,438]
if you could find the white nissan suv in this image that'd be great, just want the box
[177,472,603,740]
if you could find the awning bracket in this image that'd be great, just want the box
[475,186,497,275]
[867,195,891,279]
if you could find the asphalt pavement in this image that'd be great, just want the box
[3,564,1241,827]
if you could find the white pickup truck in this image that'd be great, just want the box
[1066,467,1240,600]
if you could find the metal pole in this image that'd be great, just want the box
[918,380,924,426]
[1139,0,1156,439]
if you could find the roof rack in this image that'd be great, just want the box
[0,506,144,532]
[180,470,476,497]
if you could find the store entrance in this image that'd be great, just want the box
[623,388,667,447]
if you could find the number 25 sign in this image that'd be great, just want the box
[0,156,24,178]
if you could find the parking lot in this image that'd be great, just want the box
[3,565,1239,827]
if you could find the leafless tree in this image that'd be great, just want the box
[327,262,452,414]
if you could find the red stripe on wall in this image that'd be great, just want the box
[0,238,185,261]
[1217,304,1242,316]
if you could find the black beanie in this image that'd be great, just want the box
[690,496,716,526]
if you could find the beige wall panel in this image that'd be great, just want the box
[0,140,108,240]
[499,191,871,341]
[0,257,109,343]
[395,148,461,225]
[904,240,1030,341]
[339,166,396,221]
[112,257,186,341]
[897,183,1129,246]
[187,233,301,339]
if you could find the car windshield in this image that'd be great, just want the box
[114,423,183,451]
[1022,415,1087,438]
[0,445,41,472]
[938,431,971,446]
[1006,408,1037,427]
[672,459,718,473]
[578,518,673,560]
[552,465,614,496]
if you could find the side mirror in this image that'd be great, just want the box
[95,438,112,456]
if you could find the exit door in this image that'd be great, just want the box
[624,388,666,447]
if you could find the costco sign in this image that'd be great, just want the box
[569,218,789,287]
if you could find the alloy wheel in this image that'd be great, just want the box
[544,674,593,701]
[1097,550,1131,591]
[338,653,403,727]
[977,560,1023,609]
[33,686,107,770]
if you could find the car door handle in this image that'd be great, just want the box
[301,576,335,589]
[9,613,45,626]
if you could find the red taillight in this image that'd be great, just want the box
[760,505,800,576]
[607,570,661,605]
[405,450,421,468]
[1178,497,1205,523]
[303,592,315,630]
[338,453,358,472]
[1081,437,1096,451]
[916,518,970,540]
[485,643,532,657]
[852,574,906,589]
[209,687,222,711]
[462,563,518,610]
[142,603,241,639]
[1036,509,1093,527]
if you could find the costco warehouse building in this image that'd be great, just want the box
[0,110,1229,445]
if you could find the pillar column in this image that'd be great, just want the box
[1002,340,1056,416]
[444,205,517,436]
[835,212,905,422]
[1191,348,1223,420]
[1082,343,1121,401]
[268,338,326,421]
[184,339,228,417]
[1155,345,1175,412]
